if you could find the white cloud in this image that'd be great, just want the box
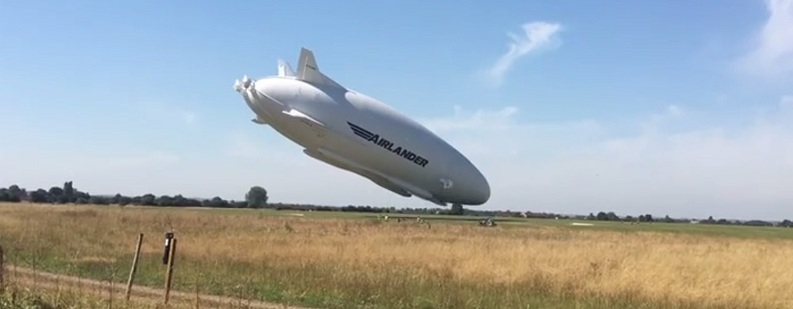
[0,150,181,195]
[485,22,563,86]
[182,111,197,125]
[781,95,793,110]
[136,101,200,128]
[667,105,683,117]
[225,131,267,159]
[4,98,792,221]
[97,152,181,170]
[417,98,793,221]
[738,0,793,78]
[421,106,603,159]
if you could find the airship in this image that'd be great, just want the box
[233,47,489,207]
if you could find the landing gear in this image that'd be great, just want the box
[450,203,464,215]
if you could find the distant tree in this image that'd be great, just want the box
[110,194,121,204]
[140,194,156,206]
[30,189,49,203]
[170,194,185,206]
[118,195,132,206]
[64,181,74,202]
[89,196,109,205]
[48,186,63,198]
[156,195,174,206]
[596,211,608,221]
[744,220,772,227]
[7,185,26,201]
[0,188,21,202]
[205,196,229,208]
[245,186,269,208]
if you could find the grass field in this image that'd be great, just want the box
[0,202,792,309]
[0,284,135,309]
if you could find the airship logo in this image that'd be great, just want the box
[347,122,430,168]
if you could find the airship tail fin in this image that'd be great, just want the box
[296,47,345,89]
[278,59,295,77]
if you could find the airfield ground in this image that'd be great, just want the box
[0,202,791,309]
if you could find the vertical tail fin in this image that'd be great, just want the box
[295,48,344,89]
[278,59,295,77]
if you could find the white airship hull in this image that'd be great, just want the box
[235,48,489,206]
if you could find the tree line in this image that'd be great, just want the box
[0,181,790,227]
[581,211,792,227]
[0,181,269,209]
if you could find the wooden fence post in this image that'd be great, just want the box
[125,233,144,301]
[163,238,177,304]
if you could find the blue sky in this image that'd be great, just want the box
[1,0,792,220]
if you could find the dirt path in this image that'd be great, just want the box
[2,264,314,309]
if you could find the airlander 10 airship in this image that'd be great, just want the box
[233,48,489,207]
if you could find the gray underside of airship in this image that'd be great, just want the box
[302,148,412,198]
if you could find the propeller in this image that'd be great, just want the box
[234,58,295,93]
[233,75,253,92]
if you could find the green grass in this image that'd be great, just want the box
[127,204,793,240]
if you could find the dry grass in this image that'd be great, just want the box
[0,285,118,309]
[2,264,309,309]
[0,202,791,309]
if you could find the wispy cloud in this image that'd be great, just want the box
[97,152,181,170]
[225,131,267,159]
[781,95,793,109]
[182,111,197,125]
[486,22,563,86]
[420,106,602,159]
[5,100,792,219]
[738,0,793,79]
[0,150,181,195]
[137,101,200,128]
[418,97,793,220]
